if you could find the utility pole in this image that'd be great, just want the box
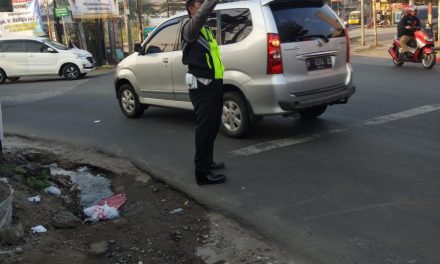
[372,0,377,46]
[123,0,133,53]
[136,0,143,42]
[438,0,440,47]
[44,0,53,40]
[167,0,170,17]
[360,0,365,46]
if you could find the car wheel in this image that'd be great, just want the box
[63,64,81,80]
[221,91,250,138]
[393,58,404,67]
[298,104,328,119]
[0,68,6,84]
[118,83,145,118]
[422,52,436,69]
[7,77,20,82]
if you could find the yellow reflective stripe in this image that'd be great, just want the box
[205,53,212,69]
[201,27,224,79]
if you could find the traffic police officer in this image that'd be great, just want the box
[182,0,226,185]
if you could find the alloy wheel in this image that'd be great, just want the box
[65,65,80,79]
[121,89,136,114]
[222,100,242,132]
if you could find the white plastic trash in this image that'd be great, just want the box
[31,225,47,234]
[27,195,41,203]
[83,203,119,221]
[44,186,61,196]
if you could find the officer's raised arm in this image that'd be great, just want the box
[182,0,218,43]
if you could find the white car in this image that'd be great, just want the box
[0,36,95,84]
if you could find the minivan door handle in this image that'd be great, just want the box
[162,58,169,63]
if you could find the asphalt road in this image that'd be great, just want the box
[1,56,440,264]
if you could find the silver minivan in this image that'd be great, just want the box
[114,0,355,137]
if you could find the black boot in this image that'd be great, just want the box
[196,171,226,185]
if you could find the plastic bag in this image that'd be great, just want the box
[44,186,61,196]
[96,194,127,210]
[31,225,47,234]
[83,203,119,221]
[0,178,14,229]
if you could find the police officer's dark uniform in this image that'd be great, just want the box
[182,0,226,185]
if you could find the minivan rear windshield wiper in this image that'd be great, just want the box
[295,34,329,42]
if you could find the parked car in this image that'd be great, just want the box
[114,0,355,138]
[0,36,95,84]
[416,5,438,41]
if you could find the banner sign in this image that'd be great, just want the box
[67,0,119,19]
[0,0,13,12]
[0,0,44,37]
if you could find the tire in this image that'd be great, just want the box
[393,58,404,67]
[118,83,145,118]
[63,64,81,80]
[221,91,250,138]
[298,104,328,119]
[421,52,436,69]
[0,68,7,84]
[7,77,20,82]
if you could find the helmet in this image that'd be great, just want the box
[406,5,416,13]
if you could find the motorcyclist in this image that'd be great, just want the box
[397,5,421,59]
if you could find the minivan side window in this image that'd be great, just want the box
[145,18,181,53]
[0,40,26,52]
[220,8,252,45]
[25,41,45,53]
[270,2,345,43]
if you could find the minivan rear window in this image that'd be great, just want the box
[270,2,345,43]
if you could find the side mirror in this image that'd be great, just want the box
[133,43,142,52]
[146,45,161,54]
[47,47,55,53]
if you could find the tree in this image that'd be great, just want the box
[129,0,157,19]
[159,0,186,17]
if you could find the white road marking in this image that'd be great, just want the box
[363,104,440,126]
[230,104,440,156]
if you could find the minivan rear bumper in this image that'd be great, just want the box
[278,83,355,110]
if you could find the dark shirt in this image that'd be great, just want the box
[398,15,421,37]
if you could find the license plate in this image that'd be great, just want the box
[306,56,332,71]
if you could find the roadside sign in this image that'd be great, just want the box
[55,7,69,17]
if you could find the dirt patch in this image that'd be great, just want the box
[0,136,293,264]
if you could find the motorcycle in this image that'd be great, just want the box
[388,27,437,69]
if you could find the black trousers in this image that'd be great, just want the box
[189,79,223,175]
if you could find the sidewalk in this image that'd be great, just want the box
[349,26,396,58]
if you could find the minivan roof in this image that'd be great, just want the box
[0,36,48,41]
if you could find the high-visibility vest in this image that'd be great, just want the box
[182,26,224,80]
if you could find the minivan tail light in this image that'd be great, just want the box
[344,28,350,63]
[267,33,283,74]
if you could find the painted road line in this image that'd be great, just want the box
[363,104,440,126]
[231,104,440,156]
